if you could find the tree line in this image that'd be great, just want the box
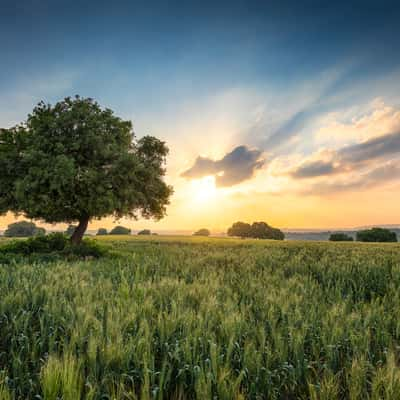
[329,228,398,242]
[2,221,154,237]
[4,220,398,243]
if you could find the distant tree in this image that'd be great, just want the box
[109,226,131,235]
[65,225,77,236]
[4,221,45,237]
[329,233,354,242]
[138,229,151,235]
[356,228,397,242]
[0,96,173,245]
[227,221,284,240]
[193,228,210,236]
[96,228,108,235]
[249,221,285,240]
[227,222,252,238]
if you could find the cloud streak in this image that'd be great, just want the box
[301,160,400,195]
[181,145,265,187]
[290,131,400,179]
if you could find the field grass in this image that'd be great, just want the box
[1,236,400,399]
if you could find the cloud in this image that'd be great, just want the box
[181,145,265,187]
[289,130,400,179]
[338,131,400,163]
[301,160,400,195]
[316,99,400,145]
[291,160,336,178]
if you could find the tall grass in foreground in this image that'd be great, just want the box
[0,238,400,398]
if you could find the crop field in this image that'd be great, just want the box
[1,236,400,399]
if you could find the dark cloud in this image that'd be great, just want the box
[291,160,335,179]
[181,145,265,187]
[290,131,400,179]
[339,131,400,163]
[302,161,400,195]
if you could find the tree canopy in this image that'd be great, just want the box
[227,221,284,240]
[109,226,131,235]
[193,228,210,236]
[0,96,173,244]
[4,221,45,237]
[329,233,354,242]
[227,222,252,238]
[356,228,397,242]
[138,229,151,235]
[96,228,108,236]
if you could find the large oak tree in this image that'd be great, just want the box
[0,96,173,244]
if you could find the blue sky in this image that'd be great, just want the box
[1,0,400,230]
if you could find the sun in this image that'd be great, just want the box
[190,176,217,203]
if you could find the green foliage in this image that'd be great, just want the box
[4,220,46,237]
[96,228,108,235]
[193,228,210,236]
[0,237,399,398]
[62,239,106,259]
[329,232,354,241]
[109,226,131,235]
[0,96,173,243]
[1,233,68,255]
[138,229,151,235]
[227,221,252,238]
[227,220,285,240]
[0,233,105,260]
[356,227,397,242]
[249,221,285,240]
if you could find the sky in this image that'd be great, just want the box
[1,0,400,232]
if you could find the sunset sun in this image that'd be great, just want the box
[190,176,217,203]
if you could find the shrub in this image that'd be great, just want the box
[329,233,354,242]
[62,240,106,258]
[4,221,46,237]
[0,233,106,259]
[138,229,151,235]
[109,226,131,235]
[96,228,108,235]
[356,228,397,243]
[1,233,68,255]
[193,229,210,236]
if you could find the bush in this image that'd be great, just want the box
[96,228,108,235]
[1,233,68,255]
[138,229,151,235]
[193,229,210,236]
[109,226,131,235]
[329,233,354,242]
[4,221,46,237]
[356,228,397,242]
[0,233,106,259]
[62,240,107,258]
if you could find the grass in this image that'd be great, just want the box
[0,235,400,399]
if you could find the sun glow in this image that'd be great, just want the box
[190,176,217,203]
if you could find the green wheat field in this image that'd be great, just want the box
[1,236,400,399]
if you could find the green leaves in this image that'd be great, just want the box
[0,96,173,241]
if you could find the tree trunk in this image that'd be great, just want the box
[70,217,89,245]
